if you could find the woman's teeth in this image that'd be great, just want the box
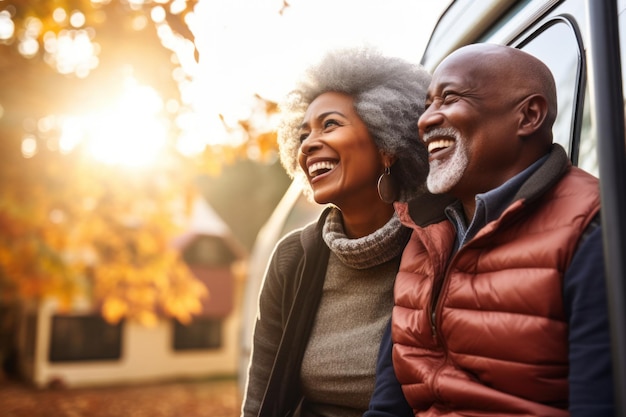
[309,161,336,177]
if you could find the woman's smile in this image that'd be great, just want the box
[307,159,339,185]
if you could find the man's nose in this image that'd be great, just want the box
[417,105,443,139]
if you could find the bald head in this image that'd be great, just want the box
[437,44,558,134]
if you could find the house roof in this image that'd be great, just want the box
[171,197,247,260]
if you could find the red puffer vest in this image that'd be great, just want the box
[392,165,600,417]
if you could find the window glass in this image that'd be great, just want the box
[49,315,123,362]
[575,1,626,177]
[577,86,597,176]
[173,318,222,351]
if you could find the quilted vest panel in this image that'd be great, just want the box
[393,168,600,416]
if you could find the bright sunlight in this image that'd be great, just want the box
[19,0,449,167]
[57,76,167,167]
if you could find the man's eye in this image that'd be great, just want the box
[441,91,457,103]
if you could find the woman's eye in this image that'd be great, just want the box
[322,119,340,130]
[299,132,310,143]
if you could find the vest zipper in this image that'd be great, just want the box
[429,275,445,341]
[430,310,437,341]
[429,221,498,338]
[427,250,460,403]
[429,226,496,338]
[429,249,459,340]
[429,273,445,340]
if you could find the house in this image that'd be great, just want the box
[15,197,247,388]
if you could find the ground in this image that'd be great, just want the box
[0,376,240,417]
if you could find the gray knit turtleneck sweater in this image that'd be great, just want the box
[299,207,410,417]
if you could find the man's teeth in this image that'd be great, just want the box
[427,139,455,153]
[308,161,336,177]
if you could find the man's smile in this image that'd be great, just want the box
[422,127,460,162]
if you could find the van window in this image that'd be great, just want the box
[577,85,598,176]
[575,0,626,177]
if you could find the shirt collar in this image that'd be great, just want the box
[445,154,549,251]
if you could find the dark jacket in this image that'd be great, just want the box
[242,208,331,417]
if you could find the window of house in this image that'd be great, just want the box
[172,318,222,351]
[49,315,123,362]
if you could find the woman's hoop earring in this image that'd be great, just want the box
[377,166,399,204]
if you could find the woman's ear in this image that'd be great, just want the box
[380,151,397,168]
[518,94,548,136]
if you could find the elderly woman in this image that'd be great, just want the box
[241,47,447,417]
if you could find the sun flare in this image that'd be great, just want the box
[58,76,169,167]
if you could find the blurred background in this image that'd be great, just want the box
[0,0,448,415]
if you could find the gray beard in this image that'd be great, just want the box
[427,138,468,194]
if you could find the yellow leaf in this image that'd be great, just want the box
[102,297,128,324]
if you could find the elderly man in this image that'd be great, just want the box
[367,43,614,417]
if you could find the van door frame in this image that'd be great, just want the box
[587,0,626,414]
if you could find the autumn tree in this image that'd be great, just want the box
[0,0,283,326]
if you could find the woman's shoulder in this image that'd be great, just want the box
[275,228,305,254]
[280,221,318,248]
[273,211,326,263]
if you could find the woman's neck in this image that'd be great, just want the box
[339,204,395,238]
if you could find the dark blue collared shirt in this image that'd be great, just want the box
[445,155,547,252]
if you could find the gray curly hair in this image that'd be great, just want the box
[277,47,431,202]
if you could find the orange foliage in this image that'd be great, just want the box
[0,0,280,325]
[0,146,205,326]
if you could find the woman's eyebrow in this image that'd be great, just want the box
[299,111,346,130]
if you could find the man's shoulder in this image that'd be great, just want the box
[559,165,601,199]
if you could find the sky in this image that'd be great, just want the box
[0,0,452,165]
[185,0,451,145]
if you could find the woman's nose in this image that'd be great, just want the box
[300,133,322,155]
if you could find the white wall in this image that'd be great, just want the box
[18,295,241,388]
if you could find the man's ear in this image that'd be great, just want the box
[518,94,548,136]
